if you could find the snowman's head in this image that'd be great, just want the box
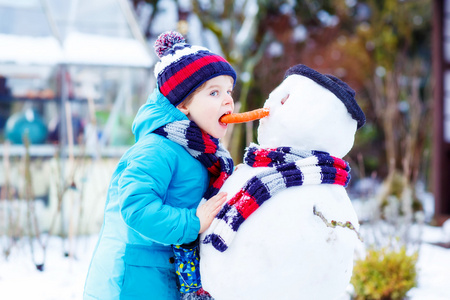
[257,65,365,158]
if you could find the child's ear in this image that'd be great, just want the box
[177,102,189,116]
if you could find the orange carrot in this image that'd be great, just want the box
[220,107,270,124]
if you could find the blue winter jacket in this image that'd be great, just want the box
[83,89,208,299]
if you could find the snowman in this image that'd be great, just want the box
[199,64,366,300]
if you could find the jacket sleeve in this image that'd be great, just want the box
[118,143,201,245]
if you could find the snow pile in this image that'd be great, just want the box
[0,31,154,67]
[1,227,449,299]
[63,31,153,67]
[0,235,97,300]
[0,34,63,65]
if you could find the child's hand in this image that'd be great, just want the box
[196,192,228,234]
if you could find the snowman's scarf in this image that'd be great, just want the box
[154,120,234,200]
[202,143,351,252]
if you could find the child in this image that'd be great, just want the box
[83,31,237,300]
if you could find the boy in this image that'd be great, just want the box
[84,31,236,299]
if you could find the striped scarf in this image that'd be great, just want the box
[202,143,351,252]
[154,120,233,296]
[153,120,234,202]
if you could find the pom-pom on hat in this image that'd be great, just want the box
[285,64,366,129]
[154,31,237,107]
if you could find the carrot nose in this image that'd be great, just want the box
[219,108,270,124]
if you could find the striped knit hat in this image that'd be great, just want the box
[285,64,366,129]
[154,31,237,107]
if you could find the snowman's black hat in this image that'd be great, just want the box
[285,64,366,129]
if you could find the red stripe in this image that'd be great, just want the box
[253,148,273,167]
[212,172,230,189]
[332,156,349,186]
[207,160,221,176]
[333,157,347,170]
[160,55,227,96]
[253,157,271,167]
[233,192,259,219]
[334,168,348,186]
[227,190,244,206]
[202,131,217,154]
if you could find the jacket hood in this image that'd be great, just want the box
[132,88,188,142]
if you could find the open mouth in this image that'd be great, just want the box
[219,112,231,126]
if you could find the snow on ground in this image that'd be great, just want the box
[0,235,97,300]
[0,225,449,300]
[407,225,450,300]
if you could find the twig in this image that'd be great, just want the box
[313,206,363,242]
[23,133,45,270]
[1,141,15,258]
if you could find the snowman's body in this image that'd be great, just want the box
[200,67,364,300]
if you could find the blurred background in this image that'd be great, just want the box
[0,0,449,300]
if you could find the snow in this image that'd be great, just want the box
[0,235,98,300]
[0,32,154,67]
[405,223,450,300]
[267,41,284,57]
[0,225,448,299]
[235,0,258,49]
[150,0,178,37]
[0,34,64,65]
[292,25,308,42]
[408,243,450,300]
[63,31,154,67]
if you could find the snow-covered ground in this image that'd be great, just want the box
[407,224,450,300]
[0,235,97,300]
[0,225,449,300]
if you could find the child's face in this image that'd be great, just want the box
[178,75,234,139]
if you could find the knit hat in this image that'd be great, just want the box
[285,64,366,129]
[153,31,237,107]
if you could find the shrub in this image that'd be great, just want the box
[351,246,418,300]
